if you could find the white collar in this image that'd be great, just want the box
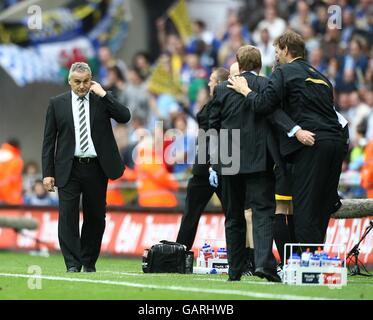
[71,91,89,102]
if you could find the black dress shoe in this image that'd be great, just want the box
[254,267,281,283]
[67,266,81,273]
[83,266,96,272]
[227,277,241,282]
[227,272,241,281]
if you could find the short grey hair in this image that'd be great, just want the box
[68,62,92,79]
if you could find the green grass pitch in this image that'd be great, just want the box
[0,251,372,300]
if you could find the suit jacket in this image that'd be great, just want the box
[209,71,282,175]
[246,58,346,157]
[192,100,212,176]
[42,91,131,188]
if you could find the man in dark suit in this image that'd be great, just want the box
[176,67,229,250]
[209,45,284,282]
[228,31,347,246]
[42,62,131,272]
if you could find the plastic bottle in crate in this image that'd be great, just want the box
[330,256,341,267]
[309,254,320,267]
[287,253,301,266]
[301,248,312,267]
[320,253,330,267]
[201,243,213,261]
[217,247,227,259]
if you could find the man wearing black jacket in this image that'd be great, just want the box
[209,46,286,282]
[228,31,347,246]
[176,67,229,250]
[42,62,131,272]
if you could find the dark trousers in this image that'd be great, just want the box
[176,175,222,250]
[221,170,276,278]
[58,158,108,270]
[291,139,345,245]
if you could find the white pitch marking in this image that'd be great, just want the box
[193,278,279,285]
[0,273,335,300]
[100,270,170,276]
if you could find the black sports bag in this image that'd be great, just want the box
[142,240,194,274]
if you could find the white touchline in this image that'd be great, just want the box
[193,278,279,285]
[0,273,336,300]
[100,270,171,276]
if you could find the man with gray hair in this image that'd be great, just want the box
[42,62,131,272]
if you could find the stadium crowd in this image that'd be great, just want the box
[0,0,372,206]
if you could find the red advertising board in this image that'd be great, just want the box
[1,208,373,264]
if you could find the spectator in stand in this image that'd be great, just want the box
[218,11,252,44]
[256,28,276,76]
[156,18,185,78]
[181,51,208,104]
[288,0,316,34]
[97,45,127,88]
[308,47,328,76]
[311,4,329,36]
[337,92,353,124]
[252,6,287,45]
[132,51,153,80]
[348,91,371,142]
[119,66,150,128]
[368,6,373,32]
[326,57,339,87]
[241,0,289,33]
[364,54,373,89]
[24,179,58,206]
[105,65,126,99]
[355,0,372,31]
[348,38,369,74]
[218,23,247,69]
[23,161,41,197]
[187,19,219,52]
[361,137,373,198]
[320,28,341,62]
[134,135,179,207]
[0,139,23,205]
[340,9,356,50]
[165,113,196,175]
[302,25,320,56]
[364,91,373,141]
[337,38,369,92]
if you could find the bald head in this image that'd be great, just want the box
[230,62,240,77]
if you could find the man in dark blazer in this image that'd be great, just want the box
[42,62,131,272]
[176,67,229,250]
[228,31,348,246]
[209,45,284,282]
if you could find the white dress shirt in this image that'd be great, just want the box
[71,91,97,157]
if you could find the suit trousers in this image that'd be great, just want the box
[58,158,108,269]
[291,139,345,244]
[176,175,222,250]
[221,170,276,278]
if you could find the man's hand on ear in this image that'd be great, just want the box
[90,81,107,97]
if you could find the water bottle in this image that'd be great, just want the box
[287,253,301,266]
[301,248,312,267]
[320,253,329,267]
[201,243,213,261]
[309,254,320,267]
[217,247,227,259]
[330,256,341,267]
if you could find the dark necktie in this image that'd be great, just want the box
[78,96,89,153]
